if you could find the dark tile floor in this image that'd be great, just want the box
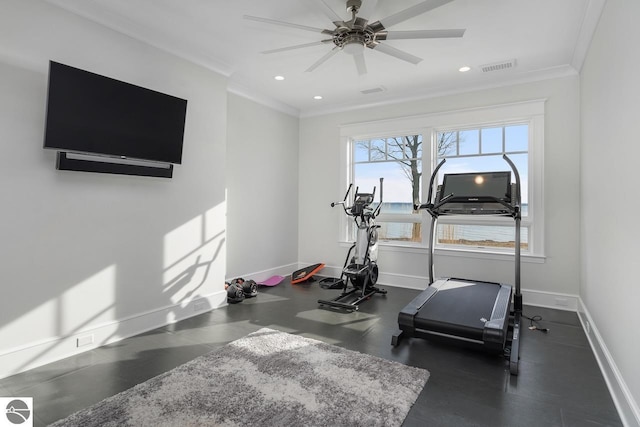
[0,278,622,426]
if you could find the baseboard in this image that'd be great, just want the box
[0,291,227,380]
[317,263,637,424]
[578,299,640,427]
[310,264,427,290]
[519,289,579,311]
[229,263,297,283]
[316,263,579,310]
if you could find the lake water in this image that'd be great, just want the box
[378,202,528,243]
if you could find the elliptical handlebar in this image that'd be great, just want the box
[331,183,353,208]
[331,178,384,219]
[373,177,384,217]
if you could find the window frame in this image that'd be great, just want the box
[339,100,545,258]
[352,134,425,245]
[432,121,532,254]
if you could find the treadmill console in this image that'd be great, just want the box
[435,171,514,215]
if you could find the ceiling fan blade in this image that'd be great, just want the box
[314,0,344,24]
[305,47,341,72]
[359,0,380,19]
[372,43,423,65]
[354,51,367,75]
[377,0,455,29]
[262,40,334,54]
[244,14,333,34]
[383,29,465,40]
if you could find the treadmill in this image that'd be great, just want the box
[391,154,523,375]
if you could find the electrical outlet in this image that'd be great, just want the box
[554,298,569,307]
[76,334,94,348]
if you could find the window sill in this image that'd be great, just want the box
[433,246,545,263]
[338,240,546,263]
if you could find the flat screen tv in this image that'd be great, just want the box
[43,61,187,164]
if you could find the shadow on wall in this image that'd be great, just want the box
[163,237,225,305]
[5,206,226,376]
[0,59,226,377]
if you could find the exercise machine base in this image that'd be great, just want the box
[318,286,387,311]
[392,306,522,375]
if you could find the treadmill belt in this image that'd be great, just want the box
[415,279,501,341]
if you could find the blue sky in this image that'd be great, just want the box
[355,155,527,204]
[354,124,529,204]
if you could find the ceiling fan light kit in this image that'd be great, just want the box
[245,0,466,76]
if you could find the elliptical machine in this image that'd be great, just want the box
[318,178,387,311]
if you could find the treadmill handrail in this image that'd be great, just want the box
[417,191,517,218]
[430,194,514,215]
[502,156,523,311]
[502,154,522,219]
[427,158,446,206]
[419,154,522,302]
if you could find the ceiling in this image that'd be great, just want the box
[44,0,605,117]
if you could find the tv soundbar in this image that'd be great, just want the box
[57,152,173,178]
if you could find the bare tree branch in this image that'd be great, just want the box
[354,131,459,240]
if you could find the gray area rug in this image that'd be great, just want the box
[50,328,429,426]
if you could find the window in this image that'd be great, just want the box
[353,135,422,242]
[435,124,529,251]
[340,100,545,257]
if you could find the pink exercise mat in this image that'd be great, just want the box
[257,275,285,286]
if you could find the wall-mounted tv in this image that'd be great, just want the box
[43,61,187,166]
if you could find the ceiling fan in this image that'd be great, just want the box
[244,0,465,75]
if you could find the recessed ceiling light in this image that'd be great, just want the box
[313,95,323,100]
[274,75,285,81]
[459,66,471,72]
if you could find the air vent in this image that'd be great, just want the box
[480,59,517,73]
[360,86,386,95]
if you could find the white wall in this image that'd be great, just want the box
[299,76,581,304]
[580,0,640,425]
[0,0,228,378]
[2,3,635,424]
[226,93,299,279]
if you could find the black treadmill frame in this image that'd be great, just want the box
[392,154,523,375]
